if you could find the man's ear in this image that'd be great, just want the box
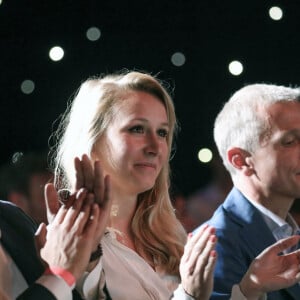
[227,148,254,176]
[8,192,29,213]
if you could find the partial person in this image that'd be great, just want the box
[0,151,53,224]
[0,158,111,299]
[51,71,300,300]
[201,83,300,299]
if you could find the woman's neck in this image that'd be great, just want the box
[108,190,137,233]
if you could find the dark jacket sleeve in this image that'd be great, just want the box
[16,284,85,300]
[17,283,57,300]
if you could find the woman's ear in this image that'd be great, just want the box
[227,148,254,176]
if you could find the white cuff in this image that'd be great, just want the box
[36,274,72,300]
[230,284,267,300]
[172,284,195,300]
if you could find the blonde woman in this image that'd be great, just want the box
[51,71,216,299]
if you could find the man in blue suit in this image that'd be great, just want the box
[203,83,300,299]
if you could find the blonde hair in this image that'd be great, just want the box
[51,70,187,275]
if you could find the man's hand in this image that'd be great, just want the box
[239,235,300,300]
[36,187,101,280]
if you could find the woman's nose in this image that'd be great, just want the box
[144,133,160,156]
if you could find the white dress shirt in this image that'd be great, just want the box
[246,199,299,242]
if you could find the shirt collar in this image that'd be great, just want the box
[246,197,299,240]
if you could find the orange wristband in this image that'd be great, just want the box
[44,266,76,287]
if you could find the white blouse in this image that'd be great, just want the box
[79,230,265,300]
[79,229,193,299]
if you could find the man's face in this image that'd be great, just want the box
[250,101,300,201]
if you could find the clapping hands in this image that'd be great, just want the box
[239,235,300,299]
[179,224,217,300]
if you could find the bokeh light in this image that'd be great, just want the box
[198,148,213,163]
[20,79,35,94]
[86,27,101,41]
[269,6,283,21]
[171,52,186,67]
[49,46,64,61]
[228,60,243,76]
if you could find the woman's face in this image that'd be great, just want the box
[93,90,169,196]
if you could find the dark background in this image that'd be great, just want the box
[1,0,299,196]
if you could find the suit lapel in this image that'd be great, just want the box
[223,188,276,256]
[223,188,300,299]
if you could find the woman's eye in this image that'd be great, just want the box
[157,129,168,138]
[129,125,144,133]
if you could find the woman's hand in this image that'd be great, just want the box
[73,154,111,250]
[179,224,217,300]
[45,154,111,250]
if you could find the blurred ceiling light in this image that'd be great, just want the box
[269,6,283,21]
[49,46,64,61]
[228,60,243,76]
[171,52,186,67]
[86,27,101,41]
[198,148,213,163]
[21,79,35,94]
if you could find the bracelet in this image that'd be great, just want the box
[90,243,103,262]
[44,266,75,287]
[182,286,196,300]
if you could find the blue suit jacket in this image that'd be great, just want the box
[0,200,83,300]
[202,188,300,300]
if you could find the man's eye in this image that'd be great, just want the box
[129,125,144,133]
[283,139,295,145]
[158,129,168,138]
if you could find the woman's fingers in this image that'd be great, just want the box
[75,156,84,190]
[180,231,217,300]
[75,154,95,192]
[183,224,209,259]
[193,236,217,276]
[183,225,216,266]
[72,155,111,239]
[60,188,88,229]
[75,155,109,206]
[82,154,94,191]
[94,160,104,205]
[101,175,111,209]
[72,199,94,235]
[82,204,100,236]
[45,183,61,223]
